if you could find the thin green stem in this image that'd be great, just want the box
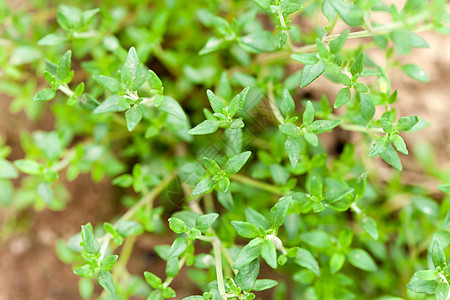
[325,16,339,37]
[58,84,75,98]
[99,172,176,260]
[230,174,284,195]
[267,80,285,124]
[350,203,362,215]
[212,237,227,300]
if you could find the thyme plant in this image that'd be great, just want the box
[1,0,450,299]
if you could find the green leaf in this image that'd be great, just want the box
[401,64,429,83]
[414,270,438,281]
[350,52,365,76]
[436,282,450,300]
[253,279,278,291]
[202,157,221,175]
[360,93,375,120]
[38,182,53,205]
[100,255,118,271]
[356,174,368,200]
[393,135,408,155]
[74,264,95,278]
[279,123,299,137]
[304,132,318,147]
[188,120,219,135]
[361,216,379,240]
[98,270,115,296]
[406,275,437,294]
[112,174,133,188]
[300,231,332,249]
[37,33,68,46]
[156,96,187,120]
[168,217,187,234]
[339,227,353,249]
[284,137,300,168]
[432,240,446,268]
[330,253,345,274]
[369,136,388,157]
[330,0,364,26]
[303,101,315,125]
[391,30,429,55]
[33,88,56,102]
[0,180,14,207]
[125,105,143,132]
[310,120,341,134]
[144,271,162,289]
[78,278,94,299]
[14,159,44,175]
[261,239,277,269]
[206,89,225,114]
[166,257,180,277]
[57,5,81,31]
[199,37,225,55]
[440,184,450,197]
[233,238,263,269]
[116,221,143,237]
[93,95,127,114]
[148,290,164,300]
[81,224,100,255]
[195,213,219,230]
[396,116,419,131]
[251,0,271,10]
[334,87,351,108]
[347,248,378,272]
[280,89,295,118]
[232,221,260,239]
[270,195,292,228]
[290,53,319,65]
[295,248,320,276]
[322,0,337,23]
[218,72,232,100]
[225,151,251,174]
[246,207,270,229]
[228,87,249,117]
[162,288,176,298]
[93,75,121,93]
[0,159,18,179]
[57,50,72,81]
[269,164,289,185]
[380,144,402,171]
[192,177,215,195]
[300,61,327,87]
[122,46,143,90]
[148,70,163,90]
[240,31,277,53]
[169,237,188,258]
[235,259,260,291]
[217,190,233,210]
[329,30,349,54]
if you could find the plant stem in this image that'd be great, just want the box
[212,237,227,300]
[267,80,285,124]
[350,203,362,215]
[99,172,176,260]
[58,84,75,98]
[230,174,284,195]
